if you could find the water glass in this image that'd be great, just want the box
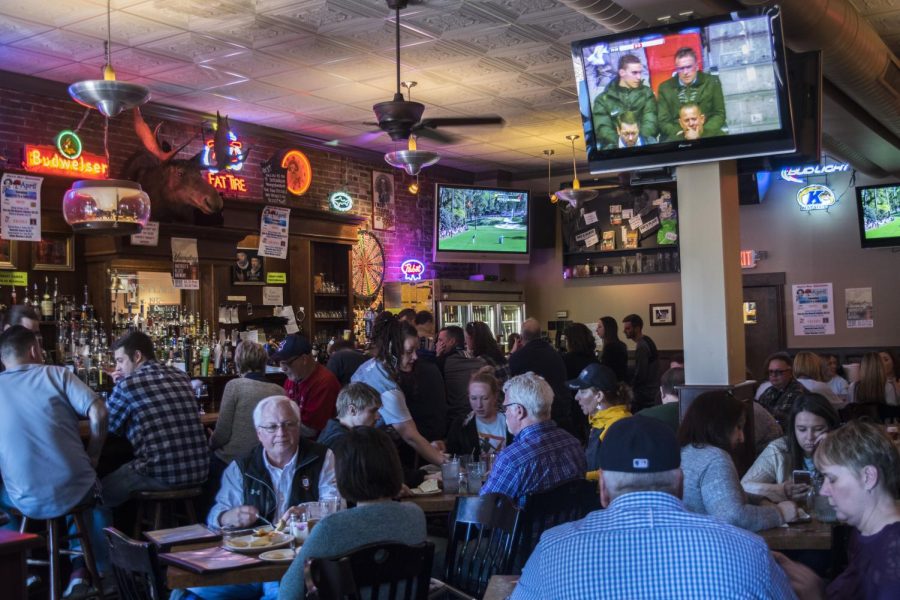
[466,461,485,495]
[442,458,460,494]
[319,496,342,517]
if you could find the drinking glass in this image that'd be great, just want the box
[319,496,341,518]
[441,457,460,494]
[466,461,485,495]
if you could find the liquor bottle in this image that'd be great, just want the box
[22,285,29,307]
[32,282,40,316]
[52,277,59,319]
[41,276,53,320]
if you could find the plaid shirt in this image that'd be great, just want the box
[107,361,209,486]
[480,420,585,507]
[513,492,796,600]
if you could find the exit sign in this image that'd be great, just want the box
[740,250,757,269]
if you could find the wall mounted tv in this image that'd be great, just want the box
[571,6,796,174]
[433,184,530,264]
[856,183,900,249]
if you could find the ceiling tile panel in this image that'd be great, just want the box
[308,81,389,104]
[400,4,506,36]
[0,15,53,45]
[122,0,226,32]
[81,47,180,77]
[205,50,299,78]
[260,37,363,68]
[331,19,434,52]
[257,67,349,92]
[302,103,377,124]
[0,47,72,75]
[376,39,481,69]
[206,80,293,103]
[0,1,106,27]
[260,0,378,34]
[11,29,106,62]
[202,16,309,50]
[35,61,107,82]
[63,11,184,46]
[139,32,248,63]
[147,64,247,90]
[256,92,338,114]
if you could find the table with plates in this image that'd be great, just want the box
[758,519,834,551]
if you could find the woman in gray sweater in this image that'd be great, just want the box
[278,427,427,600]
[678,390,797,532]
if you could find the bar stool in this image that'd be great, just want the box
[18,501,104,600]
[131,486,202,538]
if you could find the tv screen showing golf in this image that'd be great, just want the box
[856,183,900,249]
[434,184,530,264]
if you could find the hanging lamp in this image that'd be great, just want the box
[555,134,598,208]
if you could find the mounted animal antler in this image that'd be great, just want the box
[133,107,200,162]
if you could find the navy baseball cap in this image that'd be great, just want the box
[567,363,617,392]
[599,416,681,473]
[271,334,313,361]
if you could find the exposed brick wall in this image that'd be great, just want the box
[0,82,483,286]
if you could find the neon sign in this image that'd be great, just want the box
[281,150,312,196]
[202,130,245,173]
[24,145,108,179]
[55,130,82,159]
[400,259,425,282]
[206,171,248,193]
[780,163,850,183]
[797,184,837,211]
[329,191,353,212]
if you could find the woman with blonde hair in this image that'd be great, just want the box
[849,352,898,406]
[440,366,512,458]
[793,351,842,408]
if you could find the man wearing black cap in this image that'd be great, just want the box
[513,417,794,599]
[274,334,340,439]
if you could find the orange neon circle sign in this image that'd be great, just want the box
[281,150,312,196]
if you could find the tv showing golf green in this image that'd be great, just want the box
[434,184,530,263]
[856,183,900,249]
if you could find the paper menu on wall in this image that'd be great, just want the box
[582,210,598,225]
[279,306,300,334]
[262,286,283,306]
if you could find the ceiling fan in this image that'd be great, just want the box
[369,0,505,147]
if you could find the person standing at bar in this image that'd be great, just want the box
[622,314,661,412]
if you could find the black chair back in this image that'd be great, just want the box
[444,494,520,598]
[307,541,435,600]
[102,527,166,600]
[513,478,601,573]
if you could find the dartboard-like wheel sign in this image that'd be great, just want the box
[352,230,385,300]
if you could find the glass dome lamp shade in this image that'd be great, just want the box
[63,179,150,235]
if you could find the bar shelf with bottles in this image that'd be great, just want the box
[563,247,680,279]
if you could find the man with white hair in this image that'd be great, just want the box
[208,395,338,530]
[479,372,585,507]
[512,416,794,599]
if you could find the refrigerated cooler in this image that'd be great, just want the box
[384,279,526,346]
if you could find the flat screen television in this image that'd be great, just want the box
[856,182,900,248]
[571,6,795,174]
[433,183,530,264]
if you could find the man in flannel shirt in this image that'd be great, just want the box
[512,416,794,599]
[101,331,209,509]
[479,372,585,507]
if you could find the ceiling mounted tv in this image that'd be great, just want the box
[571,6,795,174]
[433,183,530,264]
[856,182,900,249]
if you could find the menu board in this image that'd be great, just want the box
[261,158,287,205]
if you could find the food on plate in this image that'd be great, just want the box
[228,539,250,548]
[249,538,270,547]
[415,479,440,494]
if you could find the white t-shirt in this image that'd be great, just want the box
[350,358,413,425]
[475,414,508,452]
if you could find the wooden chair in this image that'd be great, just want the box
[102,527,167,600]
[443,494,519,598]
[306,541,435,600]
[512,478,601,573]
[130,486,201,538]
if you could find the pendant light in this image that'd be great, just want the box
[555,134,598,208]
[543,149,558,204]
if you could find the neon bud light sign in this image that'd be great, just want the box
[780,162,850,183]
[400,259,425,282]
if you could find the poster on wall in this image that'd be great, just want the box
[845,287,874,329]
[171,237,200,290]
[792,282,835,336]
[258,206,290,259]
[1,173,42,241]
[372,171,395,231]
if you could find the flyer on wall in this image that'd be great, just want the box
[259,206,290,259]
[845,287,874,328]
[792,283,835,336]
[1,173,42,241]
[171,237,200,290]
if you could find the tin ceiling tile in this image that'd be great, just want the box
[11,29,107,62]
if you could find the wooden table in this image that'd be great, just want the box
[155,537,290,589]
[79,412,218,439]
[483,575,518,600]
[0,530,43,600]
[759,520,834,551]
[400,492,461,514]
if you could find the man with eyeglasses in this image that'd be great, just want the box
[480,372,585,507]
[275,334,340,440]
[756,351,807,430]
[656,46,726,141]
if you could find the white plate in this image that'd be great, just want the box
[259,548,297,562]
[223,532,293,553]
[410,487,443,496]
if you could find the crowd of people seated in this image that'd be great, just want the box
[1,308,898,599]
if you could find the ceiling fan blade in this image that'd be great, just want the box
[418,116,505,128]
[411,126,458,144]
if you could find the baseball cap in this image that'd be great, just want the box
[271,334,313,361]
[567,363,617,392]
[598,416,681,473]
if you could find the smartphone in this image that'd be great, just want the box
[792,470,813,486]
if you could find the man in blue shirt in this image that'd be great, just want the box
[479,372,585,507]
[513,416,794,599]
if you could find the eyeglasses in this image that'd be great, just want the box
[257,421,299,434]
[498,402,524,414]
[675,63,698,72]
[279,355,302,369]
[768,369,791,376]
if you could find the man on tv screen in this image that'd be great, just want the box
[591,54,658,148]
[657,47,726,140]
[614,111,646,148]
[668,103,708,141]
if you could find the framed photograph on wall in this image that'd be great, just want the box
[233,247,265,285]
[0,239,18,270]
[650,302,676,326]
[372,171,396,231]
[32,235,73,271]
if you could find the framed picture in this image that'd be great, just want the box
[0,239,18,270]
[649,302,676,326]
[32,235,73,271]
[372,171,395,231]
[233,248,265,285]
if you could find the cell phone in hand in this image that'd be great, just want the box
[792,470,813,486]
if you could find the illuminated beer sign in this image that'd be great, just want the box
[24,145,108,179]
[329,191,353,212]
[206,171,248,193]
[796,184,837,211]
[281,150,312,196]
[400,259,425,282]
[780,162,850,183]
